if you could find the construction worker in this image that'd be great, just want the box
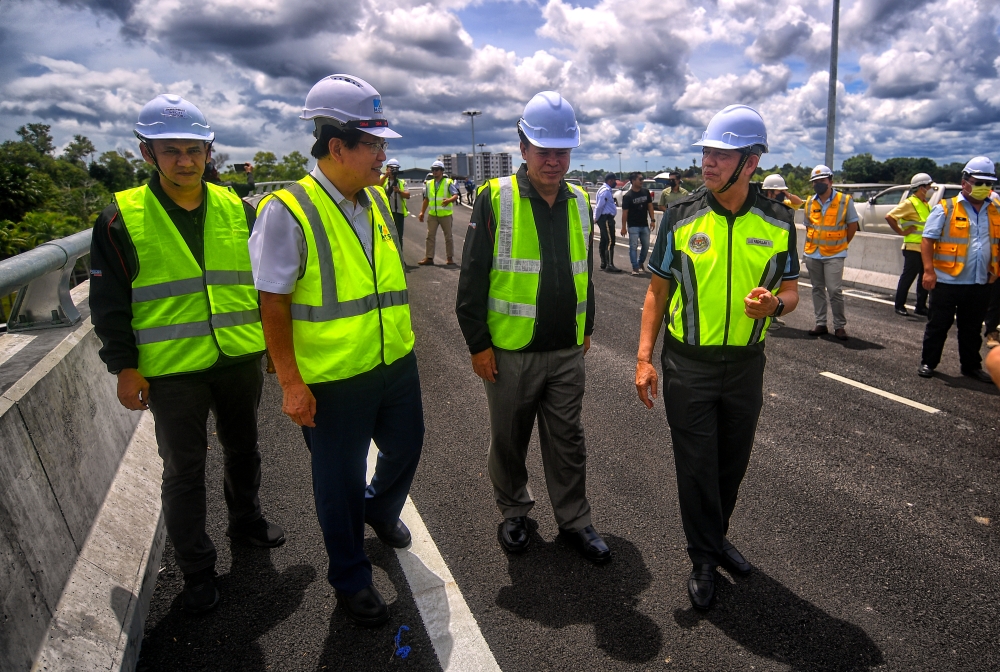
[379,157,410,243]
[886,173,934,317]
[803,164,859,340]
[89,94,283,615]
[456,91,609,564]
[918,157,1000,383]
[250,74,424,626]
[418,159,460,265]
[635,105,799,610]
[594,171,623,272]
[761,174,803,209]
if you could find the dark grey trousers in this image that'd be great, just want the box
[484,346,592,532]
[147,356,264,576]
[662,346,764,566]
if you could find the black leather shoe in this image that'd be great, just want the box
[605,264,623,273]
[894,307,908,316]
[367,518,411,548]
[335,584,390,627]
[962,368,993,383]
[558,525,612,564]
[182,568,219,615]
[917,364,934,378]
[498,517,530,553]
[719,538,752,576]
[688,564,717,611]
[227,518,286,548]
[914,307,928,316]
[808,325,828,336]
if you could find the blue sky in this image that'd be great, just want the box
[1,0,999,175]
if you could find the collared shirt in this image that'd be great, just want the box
[594,182,617,218]
[250,166,374,294]
[803,189,859,260]
[922,193,993,285]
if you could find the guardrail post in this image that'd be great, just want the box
[7,262,81,332]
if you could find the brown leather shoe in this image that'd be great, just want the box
[446,257,455,265]
[808,325,828,336]
[835,328,848,340]
[417,258,434,265]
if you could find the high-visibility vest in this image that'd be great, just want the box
[116,182,264,378]
[485,175,591,351]
[932,197,1000,278]
[259,176,413,383]
[425,178,454,216]
[381,177,408,217]
[667,202,792,346]
[901,195,930,249]
[803,191,851,256]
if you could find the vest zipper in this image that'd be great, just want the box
[723,217,734,345]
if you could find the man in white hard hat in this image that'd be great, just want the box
[885,173,935,317]
[635,104,799,610]
[418,159,461,265]
[250,74,424,626]
[89,94,284,615]
[802,164,859,340]
[456,91,609,564]
[379,157,410,244]
[918,156,1000,382]
[761,174,803,209]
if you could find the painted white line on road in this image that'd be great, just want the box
[798,281,914,311]
[367,444,502,672]
[820,372,940,414]
[0,333,36,367]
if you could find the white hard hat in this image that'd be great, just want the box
[693,105,768,153]
[963,156,996,182]
[761,174,788,191]
[910,173,934,188]
[385,158,401,168]
[518,91,580,149]
[134,94,214,142]
[810,164,833,181]
[431,160,445,169]
[300,74,401,139]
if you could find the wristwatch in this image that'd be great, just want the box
[770,296,785,318]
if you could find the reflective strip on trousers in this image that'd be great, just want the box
[134,320,211,345]
[488,296,536,318]
[132,271,255,303]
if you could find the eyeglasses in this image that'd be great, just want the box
[358,140,389,155]
[970,180,995,187]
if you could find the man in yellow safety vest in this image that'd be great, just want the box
[418,160,460,265]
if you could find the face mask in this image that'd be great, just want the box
[813,181,829,196]
[970,184,993,200]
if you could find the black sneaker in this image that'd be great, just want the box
[227,518,286,548]
[183,568,219,614]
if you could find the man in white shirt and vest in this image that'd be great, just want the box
[456,91,610,564]
[250,74,424,626]
[90,95,284,615]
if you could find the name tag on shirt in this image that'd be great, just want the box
[746,237,773,248]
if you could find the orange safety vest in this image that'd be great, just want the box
[932,197,1000,278]
[803,191,851,256]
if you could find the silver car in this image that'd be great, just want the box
[857,184,963,233]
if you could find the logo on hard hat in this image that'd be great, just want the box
[162,107,189,118]
[373,97,382,113]
[689,232,711,254]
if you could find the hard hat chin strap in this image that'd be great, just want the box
[716,150,751,194]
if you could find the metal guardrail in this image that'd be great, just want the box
[253,180,295,195]
[0,228,92,332]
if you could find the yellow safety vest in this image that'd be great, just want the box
[803,191,851,256]
[116,182,264,378]
[932,197,1000,278]
[381,178,408,217]
[486,175,591,350]
[425,177,454,216]
[259,176,413,383]
[901,195,930,250]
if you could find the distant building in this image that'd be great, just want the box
[438,151,512,183]
[439,153,470,179]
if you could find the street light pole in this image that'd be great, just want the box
[462,110,482,183]
[644,160,648,174]
[824,0,840,169]
[478,143,486,179]
[618,152,622,180]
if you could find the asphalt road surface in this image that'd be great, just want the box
[138,190,998,671]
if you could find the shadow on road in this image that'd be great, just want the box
[495,529,662,664]
[673,569,884,671]
[933,372,1000,395]
[138,543,315,671]
[769,327,885,351]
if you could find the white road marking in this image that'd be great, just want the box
[367,444,501,672]
[798,281,914,311]
[820,372,940,414]
[0,333,36,367]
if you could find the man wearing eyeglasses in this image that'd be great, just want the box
[250,74,424,627]
[918,156,1000,383]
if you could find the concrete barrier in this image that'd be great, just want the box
[795,225,912,298]
[0,281,163,671]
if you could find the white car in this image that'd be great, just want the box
[857,184,963,233]
[614,179,659,206]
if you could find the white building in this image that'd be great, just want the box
[438,152,512,184]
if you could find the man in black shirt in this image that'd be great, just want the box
[620,172,656,275]
[456,91,609,563]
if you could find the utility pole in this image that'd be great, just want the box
[824,0,840,169]
[644,160,648,174]
[618,152,622,180]
[462,110,481,183]
[478,143,486,179]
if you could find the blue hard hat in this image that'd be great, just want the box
[518,91,580,149]
[134,94,214,142]
[963,156,996,182]
[693,104,768,153]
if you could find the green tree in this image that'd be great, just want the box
[252,151,279,181]
[63,135,96,167]
[16,123,55,156]
[277,151,309,181]
[89,150,136,192]
[17,211,85,248]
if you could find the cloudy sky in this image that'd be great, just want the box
[1,0,999,173]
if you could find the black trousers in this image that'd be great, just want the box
[983,279,1000,334]
[894,249,928,312]
[147,356,264,576]
[661,346,764,566]
[597,214,617,267]
[921,282,991,371]
[392,212,405,246]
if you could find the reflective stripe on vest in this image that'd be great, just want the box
[260,177,413,383]
[902,195,929,246]
[667,204,791,347]
[803,192,849,256]
[486,175,590,350]
[116,182,264,377]
[933,197,1000,277]
[425,177,453,216]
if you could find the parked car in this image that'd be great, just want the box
[613,179,659,206]
[565,178,584,189]
[857,183,962,233]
